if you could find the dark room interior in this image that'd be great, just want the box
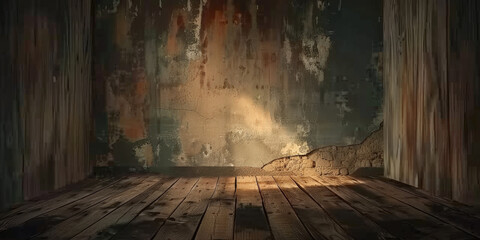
[1,0,480,239]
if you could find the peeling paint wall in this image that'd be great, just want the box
[384,0,480,204]
[94,0,383,168]
[0,0,93,210]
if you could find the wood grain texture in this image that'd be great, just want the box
[153,177,218,240]
[314,176,430,239]
[0,178,120,232]
[291,176,395,240]
[2,175,480,240]
[256,176,312,240]
[195,177,235,240]
[0,0,24,212]
[15,177,143,239]
[35,176,159,239]
[274,176,351,240]
[0,178,109,220]
[0,0,93,210]
[112,178,199,240]
[72,178,177,240]
[351,176,480,238]
[376,176,480,218]
[316,176,473,239]
[384,0,480,204]
[234,176,272,240]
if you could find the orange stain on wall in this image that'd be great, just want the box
[166,11,187,56]
[119,70,148,141]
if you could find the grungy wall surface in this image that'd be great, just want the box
[384,0,480,204]
[263,124,383,176]
[94,0,383,168]
[0,0,93,210]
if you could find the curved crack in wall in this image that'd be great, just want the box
[94,0,383,168]
[262,123,383,176]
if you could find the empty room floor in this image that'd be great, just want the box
[1,174,480,240]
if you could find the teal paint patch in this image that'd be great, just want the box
[148,113,183,167]
[94,0,383,168]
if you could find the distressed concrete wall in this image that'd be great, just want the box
[0,0,93,210]
[384,0,480,204]
[94,0,383,168]
[263,123,383,175]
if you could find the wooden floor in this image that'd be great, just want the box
[1,175,480,240]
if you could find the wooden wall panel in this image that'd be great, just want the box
[0,0,24,212]
[0,0,93,210]
[384,0,480,204]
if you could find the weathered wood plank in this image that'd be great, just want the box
[376,176,480,218]
[71,177,178,240]
[153,177,218,240]
[195,177,235,240]
[0,176,143,239]
[256,176,312,240]
[384,0,480,205]
[274,176,351,240]
[34,176,160,239]
[0,177,120,231]
[315,176,473,239]
[291,176,395,240]
[234,176,272,240]
[313,176,426,239]
[0,178,101,220]
[352,176,480,238]
[1,0,93,211]
[112,178,199,240]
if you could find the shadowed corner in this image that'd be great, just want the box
[0,216,64,240]
[350,167,384,177]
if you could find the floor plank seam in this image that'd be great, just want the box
[68,177,153,239]
[317,176,475,239]
[150,178,201,240]
[110,177,200,240]
[309,176,399,239]
[272,176,317,240]
[0,178,106,221]
[232,176,237,240]
[289,176,355,240]
[353,177,480,239]
[231,193,238,240]
[115,178,174,224]
[3,175,480,240]
[254,176,275,240]
[72,177,178,240]
[373,176,480,221]
[192,177,220,240]
[0,177,126,236]
[30,175,151,239]
[0,177,122,223]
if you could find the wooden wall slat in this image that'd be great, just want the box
[0,0,93,210]
[0,0,24,213]
[384,0,480,204]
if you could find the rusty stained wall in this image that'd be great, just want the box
[384,0,480,204]
[94,0,383,168]
[0,0,93,210]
